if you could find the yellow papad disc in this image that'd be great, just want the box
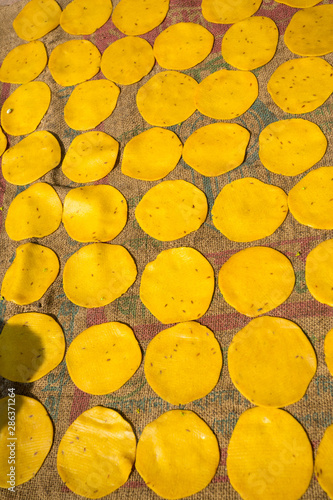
[0,41,47,84]
[202,0,262,24]
[101,36,155,86]
[324,328,333,377]
[227,407,313,500]
[112,0,169,36]
[1,243,59,305]
[183,122,249,177]
[63,243,137,308]
[60,0,112,35]
[0,312,65,383]
[121,127,182,181]
[222,16,278,71]
[135,180,208,241]
[284,5,333,56]
[228,316,317,408]
[315,424,333,498]
[62,185,127,242]
[218,246,295,317]
[2,131,61,185]
[57,407,136,498]
[288,167,333,230]
[13,0,61,41]
[259,118,327,176]
[1,81,51,136]
[66,322,141,395]
[0,395,53,487]
[212,177,288,242]
[267,57,333,114]
[196,69,258,120]
[49,40,101,87]
[153,22,214,70]
[140,247,214,324]
[0,127,7,157]
[64,80,120,130]
[275,0,321,6]
[136,71,198,127]
[306,239,333,307]
[136,410,219,499]
[144,321,222,405]
[62,131,119,183]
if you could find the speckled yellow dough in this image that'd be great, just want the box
[135,180,207,241]
[66,322,141,395]
[202,0,262,24]
[218,246,295,317]
[212,178,288,242]
[227,407,313,500]
[315,424,333,498]
[306,239,333,307]
[140,247,214,324]
[0,395,53,487]
[259,119,327,176]
[275,0,321,6]
[0,128,6,157]
[222,16,278,70]
[57,407,136,498]
[13,0,61,41]
[60,0,112,35]
[324,328,333,377]
[112,0,169,35]
[0,41,47,84]
[136,410,220,499]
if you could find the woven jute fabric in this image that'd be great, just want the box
[0,0,333,498]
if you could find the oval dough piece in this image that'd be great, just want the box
[228,316,317,408]
[13,0,61,41]
[112,0,169,36]
[66,322,141,395]
[0,127,7,157]
[63,185,127,242]
[183,122,249,177]
[64,80,120,131]
[60,0,112,35]
[49,40,101,86]
[144,321,222,405]
[63,243,137,308]
[0,41,47,84]
[136,410,220,499]
[62,131,119,183]
[0,395,53,487]
[267,57,333,114]
[153,22,214,70]
[222,16,278,70]
[121,127,182,181]
[1,243,59,305]
[324,328,333,377]
[136,71,198,127]
[275,0,321,6]
[57,407,136,498]
[140,247,214,324]
[305,239,333,307]
[196,69,258,120]
[101,36,154,86]
[212,178,288,242]
[0,312,65,383]
[218,246,295,317]
[202,0,262,24]
[6,183,62,240]
[259,119,327,176]
[135,180,208,241]
[315,424,333,498]
[227,407,313,500]
[288,167,333,230]
[1,81,51,136]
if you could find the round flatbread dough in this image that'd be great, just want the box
[227,407,313,500]
[153,22,213,70]
[0,41,47,84]
[267,57,333,114]
[324,328,333,377]
[218,246,295,317]
[144,321,222,405]
[212,178,288,242]
[62,185,127,242]
[112,0,169,36]
[121,127,182,181]
[60,0,112,35]
[202,0,262,24]
[140,247,214,324]
[57,407,136,498]
[222,16,278,70]
[306,239,333,307]
[315,424,333,498]
[63,243,137,308]
[136,410,220,499]
[228,316,317,407]
[136,71,198,127]
[0,312,65,383]
[196,69,258,120]
[275,0,321,5]
[135,180,207,241]
[183,122,249,177]
[13,0,61,41]
[259,119,327,176]
[0,127,7,157]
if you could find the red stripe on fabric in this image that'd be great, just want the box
[69,387,91,424]
[86,307,108,327]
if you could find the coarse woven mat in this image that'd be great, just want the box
[0,0,333,498]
